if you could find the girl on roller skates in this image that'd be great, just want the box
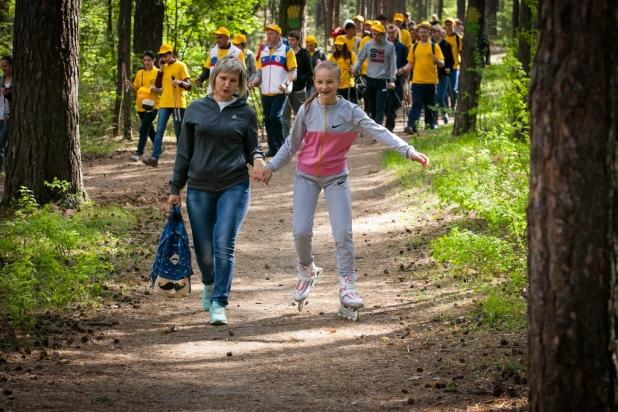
[252,61,429,321]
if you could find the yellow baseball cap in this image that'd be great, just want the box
[232,34,247,44]
[393,13,404,22]
[157,44,173,55]
[305,35,317,45]
[444,17,456,24]
[418,21,431,29]
[213,27,231,37]
[354,15,364,22]
[334,35,347,46]
[264,24,282,35]
[370,22,385,33]
[365,20,373,25]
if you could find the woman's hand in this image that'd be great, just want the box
[411,152,429,168]
[251,160,272,186]
[168,194,181,210]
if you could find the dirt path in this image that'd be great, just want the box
[1,127,527,411]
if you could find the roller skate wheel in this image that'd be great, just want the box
[298,300,305,312]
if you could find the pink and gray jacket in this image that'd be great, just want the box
[267,97,417,177]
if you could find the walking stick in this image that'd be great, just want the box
[171,76,180,121]
[121,53,129,94]
[250,88,265,141]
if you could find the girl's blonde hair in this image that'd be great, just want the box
[209,55,248,97]
[304,61,341,109]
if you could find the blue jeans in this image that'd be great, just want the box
[366,77,389,125]
[262,94,286,154]
[186,181,251,307]
[151,107,185,160]
[408,83,437,131]
[436,75,450,118]
[448,68,459,108]
[136,110,157,155]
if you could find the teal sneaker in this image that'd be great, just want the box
[209,301,228,325]
[201,285,214,311]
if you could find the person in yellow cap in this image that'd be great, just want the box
[444,17,463,108]
[248,24,298,157]
[305,35,326,96]
[351,22,397,126]
[328,35,358,103]
[393,13,413,48]
[398,22,445,134]
[195,27,245,90]
[142,44,191,168]
[124,50,160,161]
[353,15,364,39]
[232,33,256,82]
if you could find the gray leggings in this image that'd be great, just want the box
[292,169,355,277]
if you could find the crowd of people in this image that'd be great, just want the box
[122,13,474,324]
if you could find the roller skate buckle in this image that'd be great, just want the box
[294,266,322,312]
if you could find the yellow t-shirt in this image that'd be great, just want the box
[328,52,357,88]
[446,34,463,69]
[344,36,358,57]
[203,48,246,69]
[159,60,190,109]
[407,41,444,84]
[399,29,413,49]
[358,36,372,75]
[132,68,160,112]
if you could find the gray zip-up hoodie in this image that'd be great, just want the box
[169,95,264,194]
[353,38,397,82]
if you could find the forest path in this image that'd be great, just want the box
[3,123,527,411]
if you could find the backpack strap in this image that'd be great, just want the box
[412,42,436,59]
[456,34,461,51]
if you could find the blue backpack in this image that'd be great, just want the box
[150,203,193,298]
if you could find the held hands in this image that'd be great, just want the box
[251,160,273,186]
[167,195,181,210]
[411,152,430,168]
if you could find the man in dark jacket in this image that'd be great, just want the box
[283,30,313,138]
[305,35,326,96]
[431,25,454,124]
[385,25,409,132]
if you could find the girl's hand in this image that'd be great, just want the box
[168,194,181,210]
[411,152,429,168]
[252,161,272,186]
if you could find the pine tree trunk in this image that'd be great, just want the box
[115,0,132,140]
[528,0,618,409]
[3,0,84,206]
[438,0,444,19]
[512,0,519,41]
[452,0,486,135]
[486,0,498,38]
[457,0,466,21]
[278,0,307,39]
[133,0,164,55]
[517,0,532,74]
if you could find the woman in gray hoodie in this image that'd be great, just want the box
[167,56,267,325]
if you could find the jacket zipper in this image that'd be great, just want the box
[317,104,328,177]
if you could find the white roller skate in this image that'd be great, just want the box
[293,262,322,311]
[338,275,364,321]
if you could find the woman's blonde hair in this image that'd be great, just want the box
[304,61,341,109]
[209,55,248,97]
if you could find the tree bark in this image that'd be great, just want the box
[114,0,132,139]
[528,0,618,409]
[517,0,532,75]
[133,0,164,55]
[512,0,519,41]
[3,0,84,206]
[486,0,498,38]
[457,0,466,21]
[279,0,307,40]
[452,0,486,135]
[438,0,444,20]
